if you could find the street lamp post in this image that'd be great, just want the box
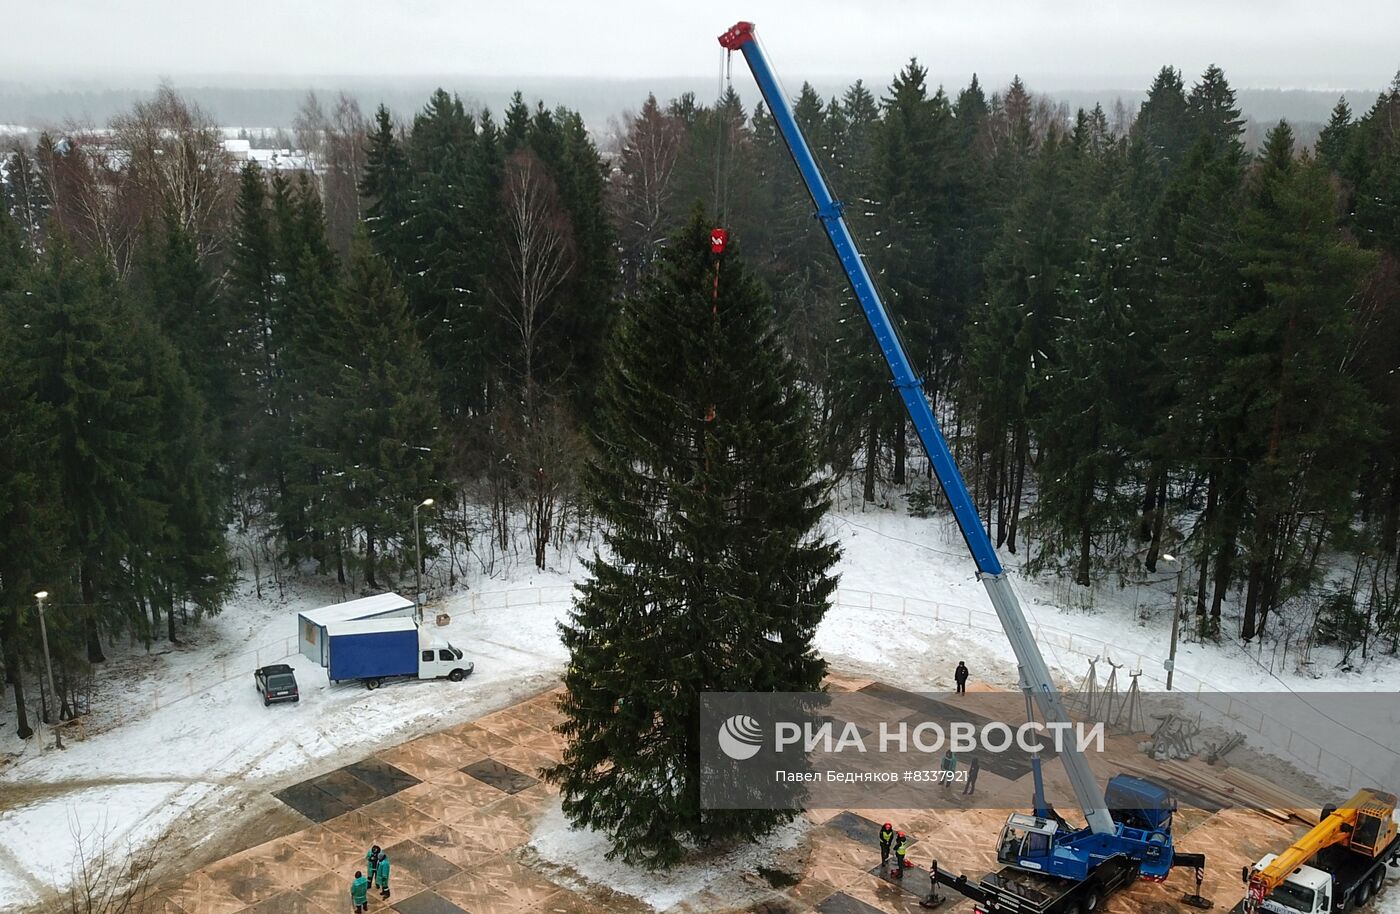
[413,498,434,622]
[1161,555,1184,691]
[34,591,63,749]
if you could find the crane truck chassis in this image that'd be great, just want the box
[930,855,1140,914]
[929,847,1210,914]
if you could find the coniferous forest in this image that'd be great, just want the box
[3,61,1400,767]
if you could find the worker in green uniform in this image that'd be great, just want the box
[365,845,382,889]
[376,850,392,898]
[349,870,369,913]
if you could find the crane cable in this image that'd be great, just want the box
[705,49,736,426]
[713,47,734,229]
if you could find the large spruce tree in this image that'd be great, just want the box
[298,242,448,588]
[0,211,62,736]
[1225,123,1375,639]
[547,216,838,868]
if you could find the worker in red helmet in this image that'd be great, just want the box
[879,822,895,866]
[893,832,910,878]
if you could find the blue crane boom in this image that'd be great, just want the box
[716,16,1128,843]
[717,19,1202,886]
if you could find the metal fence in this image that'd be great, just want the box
[146,636,300,711]
[828,586,1383,793]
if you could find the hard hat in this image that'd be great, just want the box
[898,831,906,838]
[884,822,892,829]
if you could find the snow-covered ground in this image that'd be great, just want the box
[1,505,1398,911]
[528,804,807,910]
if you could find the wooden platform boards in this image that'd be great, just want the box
[144,677,1327,914]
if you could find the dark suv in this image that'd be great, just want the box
[254,664,300,706]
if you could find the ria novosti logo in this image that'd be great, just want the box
[717,715,764,760]
[717,715,1104,759]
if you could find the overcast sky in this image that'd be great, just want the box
[9,0,1399,90]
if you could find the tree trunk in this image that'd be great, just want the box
[81,559,107,663]
[1195,470,1219,638]
[1075,471,1095,587]
[1210,501,1241,640]
[58,657,72,720]
[1259,535,1286,640]
[1146,473,1168,572]
[2,615,32,739]
[893,418,906,486]
[533,469,551,572]
[365,530,378,588]
[534,491,550,571]
[1075,521,1093,587]
[1006,425,1027,554]
[994,440,1009,547]
[1382,458,1400,558]
[1139,464,1160,542]
[167,595,179,645]
[863,418,877,503]
[1242,555,1263,642]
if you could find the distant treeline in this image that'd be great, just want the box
[0,79,1380,139]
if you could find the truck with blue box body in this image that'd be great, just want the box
[322,617,473,689]
[297,592,417,666]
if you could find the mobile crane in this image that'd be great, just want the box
[1238,789,1398,914]
[717,19,1206,891]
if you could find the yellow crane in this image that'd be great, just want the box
[1242,789,1398,914]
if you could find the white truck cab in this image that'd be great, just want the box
[418,638,474,681]
[1253,855,1333,914]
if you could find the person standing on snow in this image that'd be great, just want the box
[350,871,369,913]
[954,661,969,694]
[893,832,910,878]
[376,850,392,898]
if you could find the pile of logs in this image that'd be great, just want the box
[1116,757,1322,825]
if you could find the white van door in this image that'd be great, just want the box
[418,647,459,679]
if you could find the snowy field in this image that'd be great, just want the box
[1,506,1398,911]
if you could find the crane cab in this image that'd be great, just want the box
[1345,790,1398,857]
[998,813,1062,870]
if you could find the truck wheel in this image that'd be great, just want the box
[1371,869,1384,895]
[365,678,381,691]
[1079,886,1101,914]
[263,696,270,707]
[1358,882,1372,905]
[448,669,465,682]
